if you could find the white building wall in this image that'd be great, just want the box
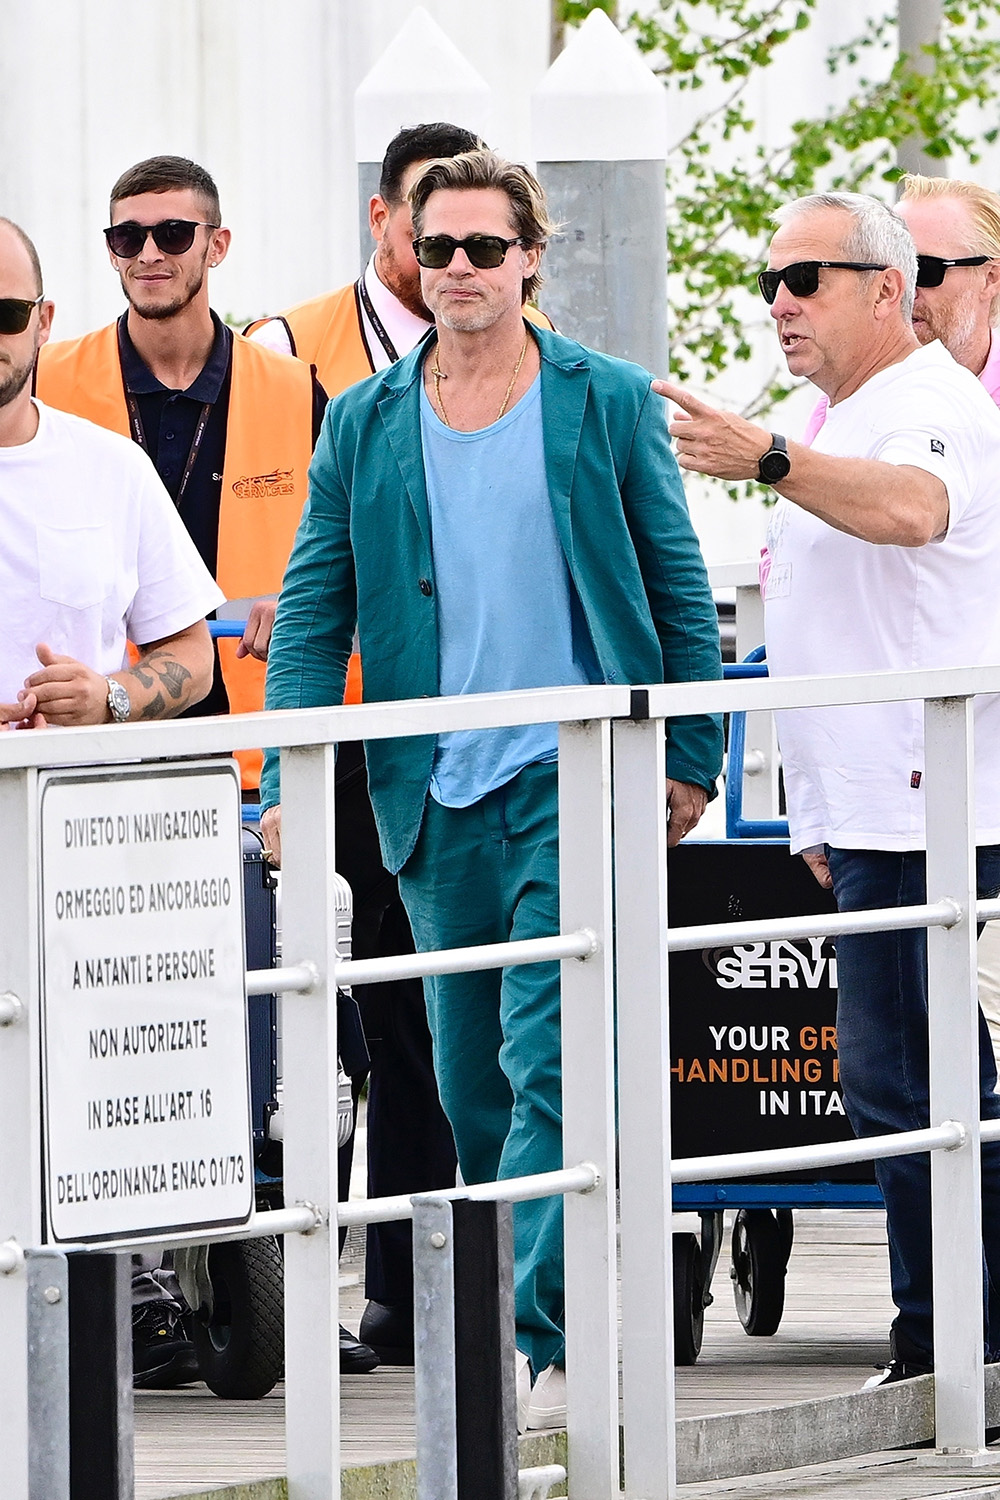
[0,0,548,339]
[3,1,997,562]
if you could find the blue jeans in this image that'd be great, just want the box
[397,762,564,1375]
[827,845,1000,1362]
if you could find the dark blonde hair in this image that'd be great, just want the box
[900,174,1000,325]
[408,149,556,303]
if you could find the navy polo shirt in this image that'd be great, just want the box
[117,309,231,579]
[118,311,231,715]
[117,312,327,722]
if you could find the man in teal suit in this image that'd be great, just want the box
[261,149,722,1429]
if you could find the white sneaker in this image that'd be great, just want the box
[515,1349,532,1434]
[526,1362,567,1430]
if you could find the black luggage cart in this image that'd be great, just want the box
[667,654,880,1363]
[177,820,285,1398]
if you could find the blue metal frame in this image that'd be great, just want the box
[723,647,789,840]
[674,1182,883,1210]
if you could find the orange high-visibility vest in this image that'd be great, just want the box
[37,324,314,788]
[245,290,554,706]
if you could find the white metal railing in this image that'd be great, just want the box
[0,660,998,1497]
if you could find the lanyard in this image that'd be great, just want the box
[117,323,214,508]
[355,275,401,367]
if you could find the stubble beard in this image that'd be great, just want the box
[121,261,208,322]
[435,302,500,334]
[430,281,523,336]
[914,294,978,359]
[0,347,37,410]
[376,241,431,321]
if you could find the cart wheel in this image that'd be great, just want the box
[672,1231,704,1365]
[730,1208,786,1336]
[190,1236,284,1398]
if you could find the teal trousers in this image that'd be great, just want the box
[397,761,564,1374]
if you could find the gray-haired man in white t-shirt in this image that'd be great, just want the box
[653,191,1000,1394]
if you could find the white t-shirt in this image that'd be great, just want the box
[0,401,224,702]
[248,253,432,370]
[764,340,1000,853]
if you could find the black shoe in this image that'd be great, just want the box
[132,1300,200,1389]
[359,1300,414,1365]
[340,1324,380,1374]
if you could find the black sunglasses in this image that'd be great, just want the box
[103,219,218,259]
[757,260,888,303]
[915,253,990,288]
[0,294,43,335]
[412,234,526,270]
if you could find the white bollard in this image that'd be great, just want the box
[354,6,495,271]
[532,8,669,375]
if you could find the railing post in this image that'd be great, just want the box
[67,1252,132,1499]
[0,767,39,1500]
[280,743,342,1500]
[558,719,619,1498]
[452,1199,518,1500]
[413,1196,459,1500]
[924,695,985,1452]
[612,715,676,1497]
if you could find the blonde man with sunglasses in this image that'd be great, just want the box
[894,177,1000,1070]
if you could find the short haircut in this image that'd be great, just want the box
[900,173,1000,325]
[0,217,43,296]
[408,149,556,304]
[379,123,483,207]
[109,155,221,224]
[774,192,917,323]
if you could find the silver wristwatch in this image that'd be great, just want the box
[105,677,131,723]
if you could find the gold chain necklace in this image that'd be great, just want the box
[430,334,529,429]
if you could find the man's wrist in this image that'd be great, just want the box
[757,433,791,485]
[105,676,131,724]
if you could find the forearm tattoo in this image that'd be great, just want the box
[138,692,166,721]
[126,651,194,719]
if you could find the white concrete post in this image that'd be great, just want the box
[354,7,495,272]
[897,0,945,178]
[280,744,343,1500]
[531,8,669,374]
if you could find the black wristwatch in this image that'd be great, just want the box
[758,432,791,485]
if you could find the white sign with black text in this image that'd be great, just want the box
[39,761,254,1244]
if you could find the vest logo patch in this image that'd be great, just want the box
[232,468,294,498]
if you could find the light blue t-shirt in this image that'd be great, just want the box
[420,374,599,807]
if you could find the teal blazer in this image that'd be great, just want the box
[263,326,723,873]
